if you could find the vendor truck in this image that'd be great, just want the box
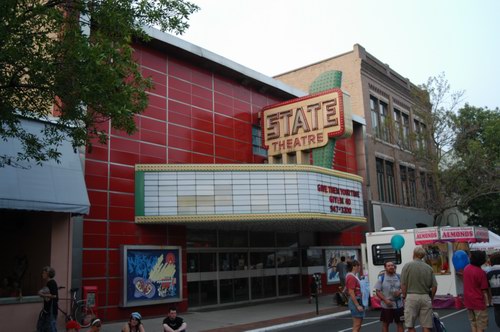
[363,226,488,298]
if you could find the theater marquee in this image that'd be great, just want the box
[134,164,365,231]
[261,88,352,156]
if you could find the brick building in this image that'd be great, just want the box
[276,44,435,232]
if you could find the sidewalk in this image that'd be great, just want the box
[101,295,349,332]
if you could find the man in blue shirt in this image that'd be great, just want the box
[375,261,404,332]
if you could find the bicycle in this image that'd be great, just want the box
[58,287,95,328]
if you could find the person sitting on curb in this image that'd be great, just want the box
[122,312,145,332]
[87,318,102,332]
[163,307,187,332]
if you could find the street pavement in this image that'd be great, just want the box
[100,297,500,332]
[276,306,499,332]
[100,295,349,332]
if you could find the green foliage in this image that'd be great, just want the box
[448,105,500,233]
[411,73,464,217]
[0,0,199,165]
[414,74,500,231]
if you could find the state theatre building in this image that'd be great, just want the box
[79,27,368,321]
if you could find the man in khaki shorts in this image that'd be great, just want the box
[401,246,437,332]
[463,250,489,332]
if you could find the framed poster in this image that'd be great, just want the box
[325,248,359,284]
[121,245,182,307]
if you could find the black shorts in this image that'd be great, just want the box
[380,307,404,323]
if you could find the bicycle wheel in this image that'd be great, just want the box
[73,300,94,328]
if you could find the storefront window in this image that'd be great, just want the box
[187,253,217,273]
[278,275,300,296]
[219,252,248,271]
[276,250,299,267]
[250,252,275,269]
[188,280,218,306]
[0,211,51,299]
[187,253,198,273]
[251,276,276,299]
[218,230,248,247]
[276,232,298,247]
[220,278,249,303]
[302,249,324,267]
[186,228,217,247]
[199,253,217,272]
[249,231,275,247]
[423,243,450,274]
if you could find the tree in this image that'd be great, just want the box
[0,0,199,166]
[413,74,500,232]
[447,105,500,233]
[410,73,465,225]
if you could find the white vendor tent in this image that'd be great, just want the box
[470,230,500,253]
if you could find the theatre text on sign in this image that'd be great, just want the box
[262,89,350,156]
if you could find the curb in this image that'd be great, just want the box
[246,310,350,332]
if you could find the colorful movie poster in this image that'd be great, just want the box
[121,245,181,307]
[325,248,358,285]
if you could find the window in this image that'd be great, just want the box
[417,172,435,208]
[187,228,217,247]
[219,252,248,271]
[419,171,428,207]
[249,232,275,247]
[251,276,276,299]
[372,243,402,266]
[386,161,396,203]
[393,109,410,149]
[276,232,298,247]
[376,158,396,203]
[400,165,417,207]
[370,96,380,139]
[402,113,410,149]
[393,109,402,145]
[413,120,427,151]
[427,174,435,201]
[0,211,51,300]
[423,243,450,275]
[303,249,324,267]
[408,168,417,207]
[252,126,267,157]
[218,230,248,247]
[187,253,217,272]
[379,101,389,141]
[220,278,249,303]
[276,250,299,267]
[250,252,275,269]
[370,96,389,141]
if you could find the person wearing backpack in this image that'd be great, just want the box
[375,261,404,332]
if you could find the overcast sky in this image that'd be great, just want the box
[178,0,499,109]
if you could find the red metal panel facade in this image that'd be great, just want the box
[82,43,361,320]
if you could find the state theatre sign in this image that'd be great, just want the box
[262,88,352,156]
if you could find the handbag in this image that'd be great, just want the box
[36,309,50,332]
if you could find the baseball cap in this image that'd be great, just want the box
[131,312,142,320]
